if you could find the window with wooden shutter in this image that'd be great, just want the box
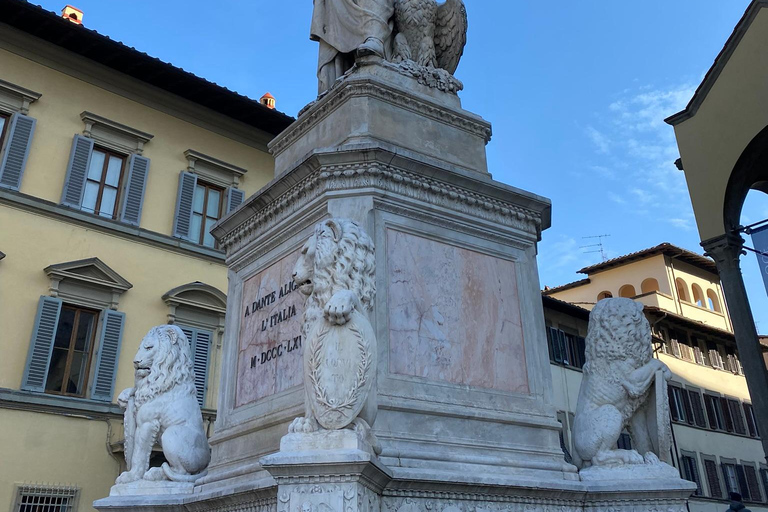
[61,135,94,208]
[744,403,759,437]
[705,458,723,498]
[723,464,741,496]
[546,327,556,362]
[736,465,751,500]
[21,297,63,392]
[177,325,211,407]
[172,171,198,240]
[81,147,126,219]
[45,305,99,398]
[760,469,768,501]
[668,386,687,423]
[728,400,748,435]
[0,112,36,190]
[721,397,735,433]
[688,390,708,428]
[681,388,694,425]
[226,187,245,214]
[744,465,763,502]
[90,310,125,402]
[704,394,722,430]
[681,454,702,495]
[119,155,150,226]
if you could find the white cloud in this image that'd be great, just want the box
[586,126,610,154]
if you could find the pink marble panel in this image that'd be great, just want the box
[236,251,304,408]
[387,230,529,394]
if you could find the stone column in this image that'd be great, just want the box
[704,233,768,462]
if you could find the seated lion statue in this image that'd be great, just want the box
[288,218,379,451]
[116,325,211,484]
[572,298,672,472]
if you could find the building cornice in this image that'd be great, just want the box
[665,0,768,126]
[0,188,226,264]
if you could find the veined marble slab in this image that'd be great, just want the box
[387,230,529,393]
[236,251,304,408]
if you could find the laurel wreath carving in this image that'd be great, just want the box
[308,318,371,419]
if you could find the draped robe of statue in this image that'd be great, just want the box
[311,0,394,94]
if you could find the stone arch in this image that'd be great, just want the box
[724,124,768,234]
[675,278,689,302]
[641,278,660,294]
[707,289,722,312]
[597,291,613,301]
[162,281,227,328]
[692,283,705,307]
[619,284,636,298]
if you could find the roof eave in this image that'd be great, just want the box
[665,0,768,127]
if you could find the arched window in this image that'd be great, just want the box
[676,278,689,302]
[707,289,722,312]
[692,284,705,307]
[619,285,637,298]
[163,282,226,408]
[641,278,660,294]
[597,291,613,301]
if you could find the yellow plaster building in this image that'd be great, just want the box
[0,2,292,511]
[545,243,767,512]
[666,0,768,473]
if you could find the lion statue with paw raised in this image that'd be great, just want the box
[288,218,380,453]
[116,325,210,485]
[572,298,674,476]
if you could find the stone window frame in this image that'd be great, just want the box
[163,282,227,409]
[12,484,80,512]
[45,257,132,311]
[184,149,248,189]
[702,453,725,499]
[680,450,703,495]
[80,111,153,156]
[0,78,41,116]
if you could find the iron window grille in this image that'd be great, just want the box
[14,485,78,512]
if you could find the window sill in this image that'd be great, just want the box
[0,387,122,417]
[0,188,225,263]
[670,419,760,440]
[550,361,584,372]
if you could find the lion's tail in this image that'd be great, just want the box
[161,463,208,483]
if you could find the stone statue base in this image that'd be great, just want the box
[107,480,196,497]
[279,430,378,457]
[579,461,681,481]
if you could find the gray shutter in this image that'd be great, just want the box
[172,171,197,239]
[119,154,150,226]
[193,329,212,407]
[61,134,94,208]
[90,310,125,402]
[178,326,210,408]
[226,187,245,214]
[0,113,36,190]
[21,296,63,392]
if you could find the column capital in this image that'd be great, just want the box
[702,233,745,271]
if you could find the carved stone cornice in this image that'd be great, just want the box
[269,79,492,158]
[217,161,544,258]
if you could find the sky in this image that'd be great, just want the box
[32,0,768,330]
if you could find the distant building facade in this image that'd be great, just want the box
[544,243,766,512]
[0,2,292,511]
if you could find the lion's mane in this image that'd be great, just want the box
[133,325,196,408]
[304,219,376,332]
[583,298,652,380]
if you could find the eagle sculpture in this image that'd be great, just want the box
[392,0,468,75]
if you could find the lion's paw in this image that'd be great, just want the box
[288,417,319,434]
[644,452,661,465]
[324,290,357,326]
[144,467,167,481]
[116,470,143,485]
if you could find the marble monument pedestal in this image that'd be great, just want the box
[94,60,695,512]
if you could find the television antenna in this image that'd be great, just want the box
[580,234,611,262]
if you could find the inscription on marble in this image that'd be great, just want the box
[236,251,304,408]
[387,230,529,393]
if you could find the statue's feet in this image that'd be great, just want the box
[644,452,662,465]
[116,470,143,484]
[289,416,319,434]
[357,37,385,59]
